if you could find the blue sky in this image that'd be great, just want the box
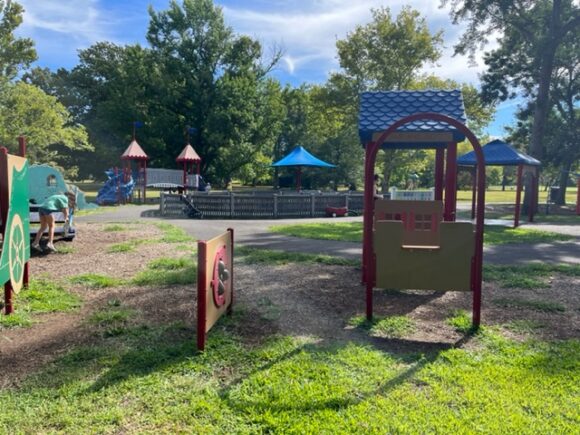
[17,0,520,136]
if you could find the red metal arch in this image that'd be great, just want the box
[362,112,486,328]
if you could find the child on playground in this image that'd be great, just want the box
[31,192,76,253]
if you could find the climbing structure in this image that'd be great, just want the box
[121,135,148,203]
[359,90,486,328]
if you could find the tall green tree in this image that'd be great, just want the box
[443,0,580,161]
[0,82,91,176]
[0,1,36,82]
[333,6,445,189]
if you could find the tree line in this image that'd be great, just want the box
[0,0,577,202]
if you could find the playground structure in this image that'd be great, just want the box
[197,229,234,351]
[102,130,206,205]
[458,139,540,228]
[29,164,96,211]
[389,187,434,201]
[360,90,485,328]
[0,138,31,315]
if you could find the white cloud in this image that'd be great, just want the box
[19,0,112,43]
[222,0,487,84]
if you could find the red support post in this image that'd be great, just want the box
[4,283,13,314]
[362,143,376,319]
[227,228,234,315]
[18,136,26,157]
[197,241,208,351]
[514,165,523,228]
[183,162,187,190]
[434,148,445,201]
[444,142,457,221]
[143,160,147,203]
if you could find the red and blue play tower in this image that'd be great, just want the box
[359,90,486,328]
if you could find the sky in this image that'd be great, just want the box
[16,0,521,136]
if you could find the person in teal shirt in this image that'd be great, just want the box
[31,192,76,253]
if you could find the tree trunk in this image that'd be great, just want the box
[556,162,572,205]
[524,0,561,214]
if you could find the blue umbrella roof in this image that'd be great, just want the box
[457,139,541,166]
[272,146,336,168]
[358,90,467,146]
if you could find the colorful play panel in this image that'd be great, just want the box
[196,229,234,351]
[0,140,31,314]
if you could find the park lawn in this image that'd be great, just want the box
[0,318,577,433]
[456,187,577,203]
[270,222,574,245]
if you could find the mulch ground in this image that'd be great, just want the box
[1,221,578,388]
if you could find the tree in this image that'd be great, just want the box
[0,82,91,176]
[337,6,443,91]
[443,0,580,161]
[0,1,36,82]
[334,6,445,190]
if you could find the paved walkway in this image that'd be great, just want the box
[77,205,580,265]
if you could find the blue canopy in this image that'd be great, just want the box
[457,139,541,166]
[272,146,335,168]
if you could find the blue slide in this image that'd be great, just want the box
[96,170,135,205]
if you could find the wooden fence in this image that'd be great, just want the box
[160,192,364,219]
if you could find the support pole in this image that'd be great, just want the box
[143,160,147,203]
[444,142,457,221]
[362,144,375,319]
[471,167,477,220]
[296,167,302,192]
[514,164,523,228]
[434,148,444,201]
[18,136,29,289]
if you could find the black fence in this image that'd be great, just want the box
[160,192,364,219]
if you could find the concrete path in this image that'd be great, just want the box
[77,205,580,265]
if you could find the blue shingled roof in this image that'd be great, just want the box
[457,139,541,166]
[358,90,467,145]
[272,146,335,168]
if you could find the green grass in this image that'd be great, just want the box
[75,206,118,217]
[0,279,81,328]
[0,319,578,433]
[348,315,416,338]
[270,222,572,246]
[107,239,149,253]
[103,224,130,232]
[0,311,32,328]
[155,222,194,243]
[446,310,474,334]
[271,222,362,242]
[238,246,359,266]
[456,187,577,203]
[88,305,138,337]
[70,273,126,289]
[504,320,545,334]
[492,297,566,313]
[484,225,573,245]
[132,256,197,286]
[484,264,580,289]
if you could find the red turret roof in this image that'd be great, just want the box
[121,140,149,160]
[176,143,201,162]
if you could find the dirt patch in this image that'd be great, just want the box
[1,221,578,387]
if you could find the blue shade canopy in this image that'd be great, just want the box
[457,139,541,166]
[358,90,467,147]
[272,146,336,168]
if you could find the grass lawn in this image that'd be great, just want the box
[3,222,578,432]
[0,318,578,433]
[456,187,577,203]
[271,222,574,245]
